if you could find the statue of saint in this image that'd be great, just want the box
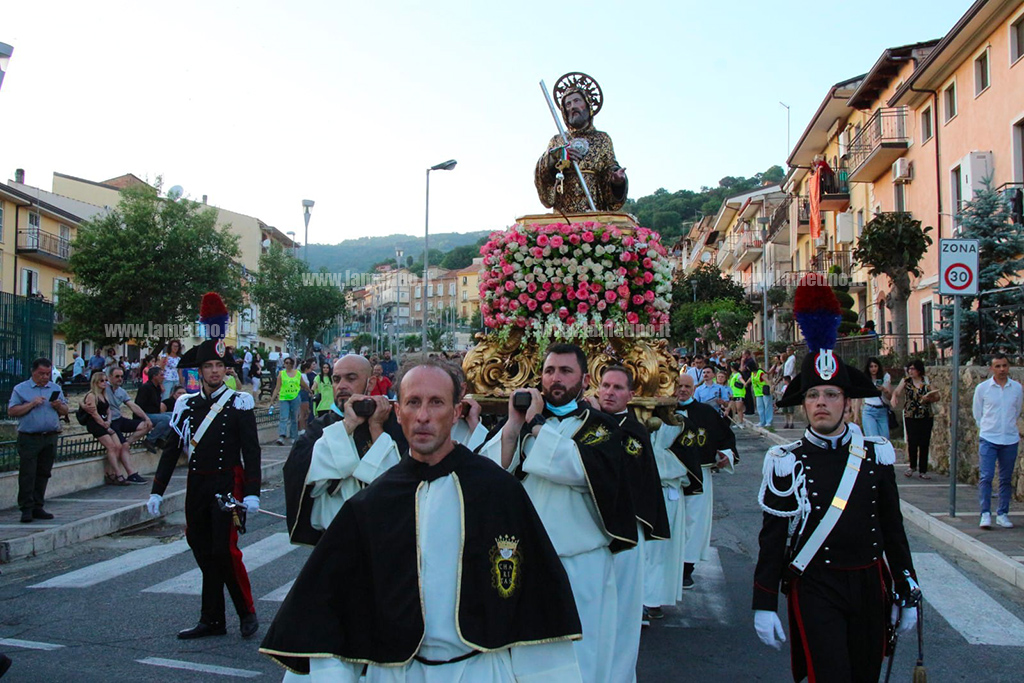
[534,73,628,214]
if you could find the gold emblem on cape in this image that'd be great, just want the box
[490,535,521,599]
[683,429,696,446]
[696,427,707,446]
[625,436,643,458]
[579,424,611,446]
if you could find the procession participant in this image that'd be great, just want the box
[670,374,736,591]
[479,343,636,683]
[753,276,919,682]
[147,293,261,639]
[262,361,583,682]
[535,72,627,213]
[282,354,407,547]
[595,365,669,679]
[643,381,691,619]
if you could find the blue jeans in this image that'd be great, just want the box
[278,396,301,439]
[978,439,1019,516]
[861,404,890,440]
[756,394,774,427]
[144,413,173,444]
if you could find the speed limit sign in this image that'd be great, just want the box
[939,239,979,296]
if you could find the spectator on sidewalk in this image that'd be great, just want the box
[972,353,1023,530]
[106,367,153,460]
[160,340,184,401]
[893,359,939,479]
[782,346,796,380]
[136,367,173,450]
[162,386,186,413]
[242,347,253,385]
[8,358,68,523]
[271,357,308,446]
[367,363,392,397]
[379,349,398,382]
[312,361,334,418]
[777,375,795,429]
[72,352,86,383]
[694,367,731,415]
[88,349,105,374]
[81,371,137,486]
[751,360,773,429]
[860,357,893,439]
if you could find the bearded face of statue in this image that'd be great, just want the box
[562,91,591,129]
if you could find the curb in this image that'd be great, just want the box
[0,454,286,564]
[743,419,1024,593]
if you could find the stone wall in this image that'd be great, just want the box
[925,365,1024,502]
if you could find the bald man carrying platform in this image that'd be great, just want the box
[284,355,408,546]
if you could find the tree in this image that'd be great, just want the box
[407,248,446,276]
[852,212,934,358]
[58,183,242,349]
[670,263,751,344]
[250,243,347,358]
[426,325,451,352]
[440,244,480,270]
[934,183,1024,360]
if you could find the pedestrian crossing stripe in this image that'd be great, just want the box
[30,540,191,589]
[143,533,297,595]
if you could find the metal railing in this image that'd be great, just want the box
[767,195,792,241]
[848,107,909,175]
[819,173,849,195]
[810,250,854,273]
[0,407,277,473]
[16,229,72,261]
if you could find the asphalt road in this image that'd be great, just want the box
[1,428,1023,681]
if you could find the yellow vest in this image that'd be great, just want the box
[279,370,301,401]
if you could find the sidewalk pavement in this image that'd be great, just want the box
[0,435,291,563]
[743,413,1024,592]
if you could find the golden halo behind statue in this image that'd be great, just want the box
[553,72,603,117]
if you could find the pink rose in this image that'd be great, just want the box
[589,282,602,293]
[527,282,538,293]
[484,316,496,327]
[565,316,575,326]
[519,292,530,304]
[542,281,553,290]
[526,299,538,311]
[618,267,628,276]
[600,231,611,243]
[566,289,576,300]
[617,284,630,298]
[558,307,569,319]
[644,290,656,302]
[502,263,515,276]
[643,271,655,284]
[643,257,653,269]
[632,294,645,306]
[537,234,549,247]
[509,300,520,311]
[542,302,554,314]
[569,234,581,245]
[577,302,590,314]
[536,290,548,302]
[619,252,632,263]
[597,300,608,311]
[516,317,527,328]
[618,299,629,310]
[605,290,618,303]
[626,311,640,324]
[549,235,564,248]
[551,291,564,301]
[623,236,635,247]
[504,281,515,291]
[582,231,595,243]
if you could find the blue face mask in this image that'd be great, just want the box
[678,397,694,407]
[546,399,578,417]
[331,403,344,417]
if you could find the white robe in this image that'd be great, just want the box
[305,421,401,531]
[450,419,488,451]
[682,454,734,565]
[611,524,645,683]
[284,473,580,683]
[479,418,618,683]
[643,424,689,607]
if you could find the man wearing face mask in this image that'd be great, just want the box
[753,276,919,682]
[535,73,628,214]
[480,343,636,683]
[282,354,408,547]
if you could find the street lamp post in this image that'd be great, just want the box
[395,247,404,352]
[757,217,771,368]
[422,159,457,353]
[302,199,315,263]
[779,102,791,158]
[0,42,13,92]
[286,231,297,258]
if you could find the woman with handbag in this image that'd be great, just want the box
[893,359,940,479]
[860,357,893,439]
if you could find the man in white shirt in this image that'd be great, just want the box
[782,346,796,380]
[686,355,707,384]
[242,348,253,384]
[972,353,1023,529]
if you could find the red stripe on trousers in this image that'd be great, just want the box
[231,465,255,614]
[790,579,816,683]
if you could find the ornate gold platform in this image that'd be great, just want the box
[514,212,640,229]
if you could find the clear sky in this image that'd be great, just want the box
[1,0,971,245]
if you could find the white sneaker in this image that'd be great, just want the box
[996,514,1014,529]
[979,512,992,529]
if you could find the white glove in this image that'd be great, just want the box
[891,604,917,634]
[147,493,163,516]
[754,610,786,650]
[243,495,260,514]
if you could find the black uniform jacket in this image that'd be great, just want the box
[151,386,261,497]
[284,410,407,546]
[667,400,737,496]
[752,428,916,611]
[615,410,671,540]
[260,444,582,673]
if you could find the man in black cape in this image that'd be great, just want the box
[283,354,406,546]
[261,360,582,681]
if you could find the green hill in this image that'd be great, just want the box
[305,231,492,274]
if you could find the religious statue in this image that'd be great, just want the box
[534,72,628,214]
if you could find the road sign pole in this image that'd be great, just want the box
[949,295,961,518]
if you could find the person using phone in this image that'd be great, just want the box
[7,358,68,523]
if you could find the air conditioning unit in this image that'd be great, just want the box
[960,151,994,201]
[813,236,827,249]
[836,213,855,244]
[892,158,913,183]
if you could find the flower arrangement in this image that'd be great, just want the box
[479,220,673,344]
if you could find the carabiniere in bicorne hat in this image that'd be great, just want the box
[776,274,879,408]
[178,292,236,369]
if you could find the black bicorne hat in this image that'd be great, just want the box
[178,292,236,369]
[777,274,880,408]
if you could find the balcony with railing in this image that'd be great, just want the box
[17,229,72,267]
[848,107,910,182]
[775,250,867,291]
[767,195,791,243]
[717,234,737,270]
[818,170,850,212]
[734,231,763,268]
